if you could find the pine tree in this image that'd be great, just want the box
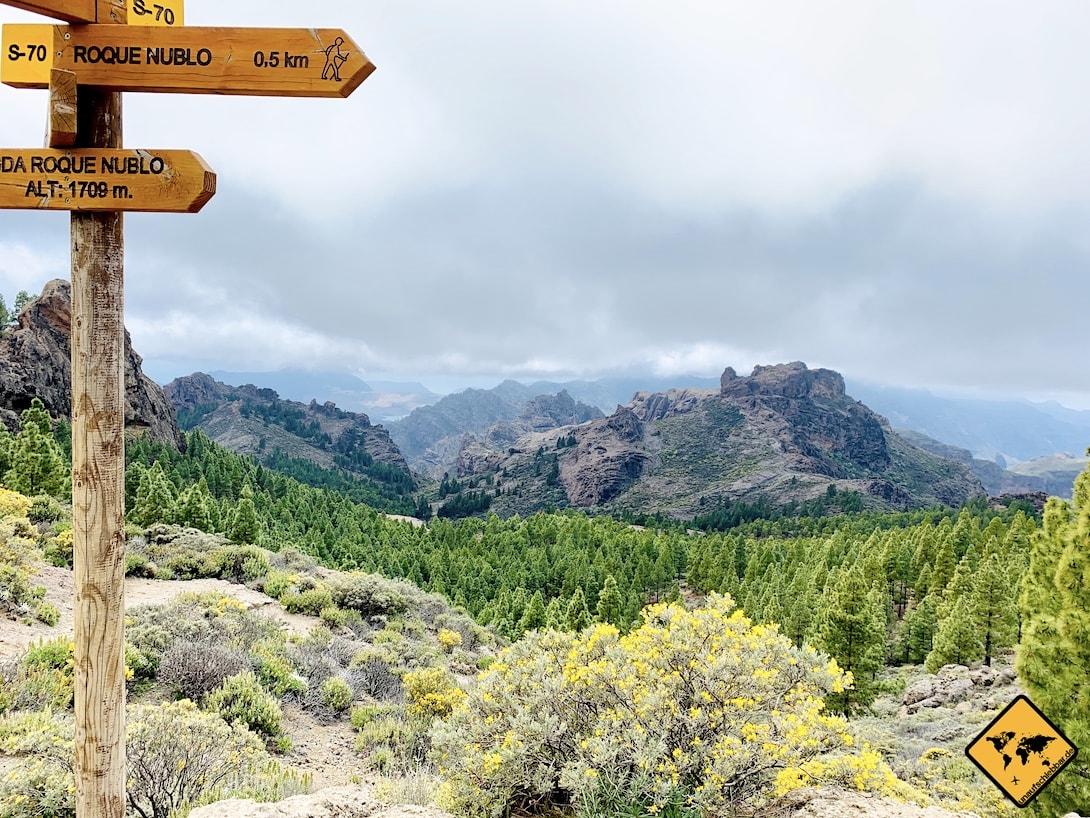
[814,564,886,712]
[0,422,13,477]
[175,477,214,532]
[228,484,261,544]
[3,398,68,498]
[564,587,591,632]
[900,591,940,664]
[1017,476,1090,815]
[925,594,983,672]
[969,551,1018,667]
[130,461,177,527]
[596,574,624,626]
[518,590,547,633]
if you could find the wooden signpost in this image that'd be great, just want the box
[0,2,373,817]
[0,148,216,210]
[2,23,374,96]
[1,0,94,22]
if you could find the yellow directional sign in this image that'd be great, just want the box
[0,148,216,212]
[1,23,374,97]
[965,695,1078,807]
[126,0,182,27]
[2,23,55,86]
[0,0,95,23]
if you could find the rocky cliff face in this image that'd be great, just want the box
[0,279,184,448]
[164,373,410,475]
[453,363,985,519]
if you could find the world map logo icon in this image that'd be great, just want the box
[965,695,1078,807]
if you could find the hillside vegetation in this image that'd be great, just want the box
[0,396,1087,816]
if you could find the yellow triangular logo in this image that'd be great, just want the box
[965,694,1078,807]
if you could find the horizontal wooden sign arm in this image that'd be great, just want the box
[0,0,96,22]
[0,147,216,211]
[2,23,374,97]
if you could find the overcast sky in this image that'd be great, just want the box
[2,1,1090,404]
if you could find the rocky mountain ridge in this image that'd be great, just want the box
[163,372,410,477]
[0,280,183,448]
[454,363,986,518]
[388,382,603,479]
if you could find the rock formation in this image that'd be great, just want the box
[164,373,410,475]
[0,279,184,448]
[452,363,985,519]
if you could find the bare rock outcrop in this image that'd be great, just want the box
[721,361,846,401]
[0,279,184,448]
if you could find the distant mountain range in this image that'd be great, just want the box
[846,382,1090,464]
[3,281,1086,518]
[196,366,1090,504]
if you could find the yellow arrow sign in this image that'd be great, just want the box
[126,0,182,27]
[0,148,216,212]
[2,24,374,97]
[0,0,95,23]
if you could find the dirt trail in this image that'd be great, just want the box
[0,565,313,657]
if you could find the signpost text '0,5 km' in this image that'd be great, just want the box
[0,1,373,817]
[2,23,374,96]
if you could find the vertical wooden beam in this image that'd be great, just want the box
[46,68,77,148]
[70,82,126,818]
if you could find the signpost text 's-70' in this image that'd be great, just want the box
[0,0,181,24]
[2,23,373,97]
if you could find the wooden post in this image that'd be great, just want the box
[70,80,126,818]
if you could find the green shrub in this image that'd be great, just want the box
[331,573,408,616]
[0,710,73,818]
[204,671,284,740]
[41,526,73,568]
[125,552,157,578]
[127,700,308,818]
[26,494,67,525]
[214,544,271,583]
[22,636,73,674]
[281,586,334,615]
[320,606,348,628]
[262,569,293,599]
[0,659,73,713]
[252,642,307,699]
[33,600,59,626]
[320,676,353,713]
[0,519,48,619]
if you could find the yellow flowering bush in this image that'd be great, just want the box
[404,667,466,719]
[0,488,31,519]
[432,594,900,818]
